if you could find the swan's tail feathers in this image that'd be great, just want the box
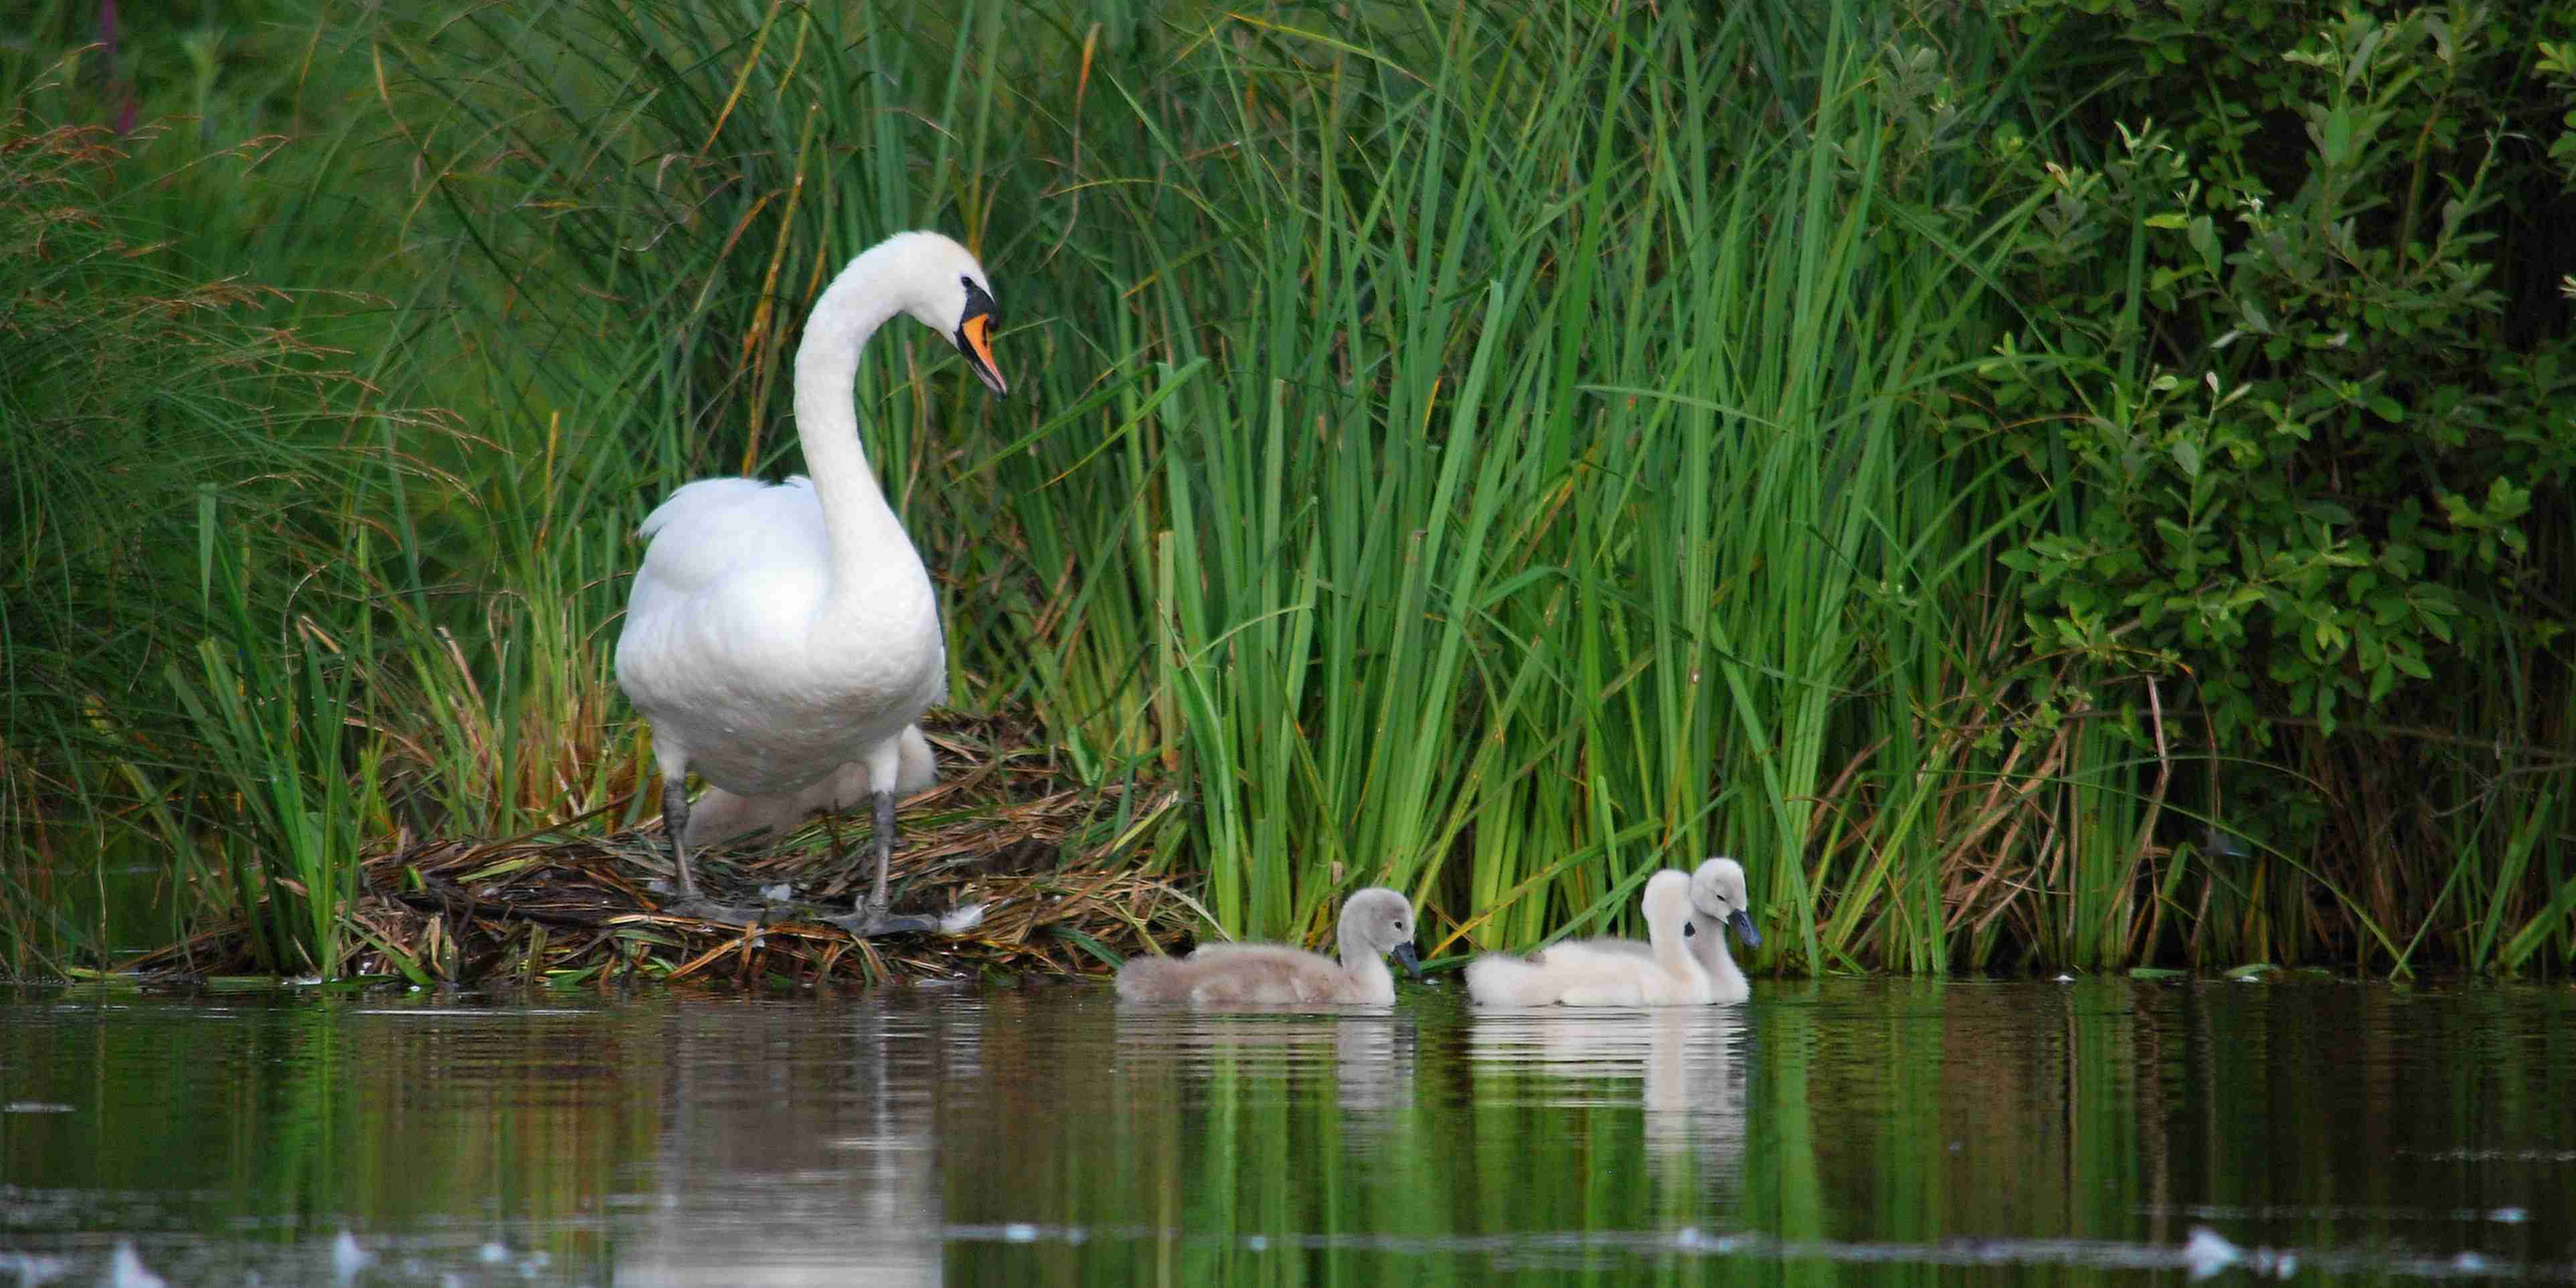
[679,741,941,850]
[680,785,814,848]
[1464,953,1560,1007]
[1115,955,1197,1003]
[895,724,940,795]
[938,902,986,935]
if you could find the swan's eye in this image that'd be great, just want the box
[960,276,998,327]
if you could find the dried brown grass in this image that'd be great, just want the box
[117,723,1200,987]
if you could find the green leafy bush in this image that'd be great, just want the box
[1974,2,2573,741]
[1906,1,2576,969]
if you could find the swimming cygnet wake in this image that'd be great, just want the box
[1543,856,1761,1003]
[1465,869,1718,1006]
[1117,887,1422,1007]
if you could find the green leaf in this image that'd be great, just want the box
[2187,215,2221,272]
[2170,438,2203,477]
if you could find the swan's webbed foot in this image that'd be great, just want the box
[659,894,767,926]
[823,901,947,938]
[822,900,986,939]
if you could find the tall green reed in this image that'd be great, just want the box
[369,0,2055,961]
[161,495,373,976]
[13,0,2560,978]
[0,45,563,976]
[0,80,418,972]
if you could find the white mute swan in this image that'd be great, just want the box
[1551,857,1761,1003]
[614,230,1007,935]
[1117,887,1423,1007]
[1464,870,1715,1006]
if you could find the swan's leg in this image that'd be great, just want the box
[865,785,897,912]
[847,734,906,915]
[821,739,950,938]
[651,749,758,925]
[663,773,699,897]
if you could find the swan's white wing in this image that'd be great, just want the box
[629,477,826,607]
[636,475,772,539]
[620,476,832,676]
[618,478,842,791]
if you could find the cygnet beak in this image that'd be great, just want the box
[1727,909,1761,949]
[1391,941,1423,980]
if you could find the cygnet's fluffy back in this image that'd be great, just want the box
[1535,856,1760,1003]
[1464,870,1715,1006]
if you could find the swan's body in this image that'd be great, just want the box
[614,230,1006,933]
[621,476,945,798]
[1117,888,1422,1008]
[1552,857,1761,1003]
[1464,870,1716,1006]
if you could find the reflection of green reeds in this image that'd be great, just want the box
[13,986,2573,1281]
[3,996,659,1279]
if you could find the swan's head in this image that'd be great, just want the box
[1343,886,1422,979]
[881,230,1009,399]
[1691,856,1760,948]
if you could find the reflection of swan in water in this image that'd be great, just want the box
[1331,1015,1415,1114]
[1111,1009,1418,1113]
[1469,1006,1747,1164]
[629,996,951,1287]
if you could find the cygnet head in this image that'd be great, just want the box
[875,230,1009,398]
[1342,887,1423,979]
[1691,856,1761,948]
[1643,869,1701,947]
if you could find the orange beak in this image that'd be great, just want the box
[957,313,1007,398]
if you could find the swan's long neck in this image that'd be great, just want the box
[792,262,918,602]
[1337,921,1391,987]
[1654,919,1705,986]
[1701,930,1744,996]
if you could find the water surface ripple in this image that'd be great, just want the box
[3,978,2569,1284]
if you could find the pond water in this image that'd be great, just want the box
[3,978,2571,1285]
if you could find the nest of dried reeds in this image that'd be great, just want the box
[122,722,1205,987]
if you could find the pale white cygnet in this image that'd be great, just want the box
[1116,887,1422,1007]
[1549,856,1760,1003]
[1464,870,1715,1006]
